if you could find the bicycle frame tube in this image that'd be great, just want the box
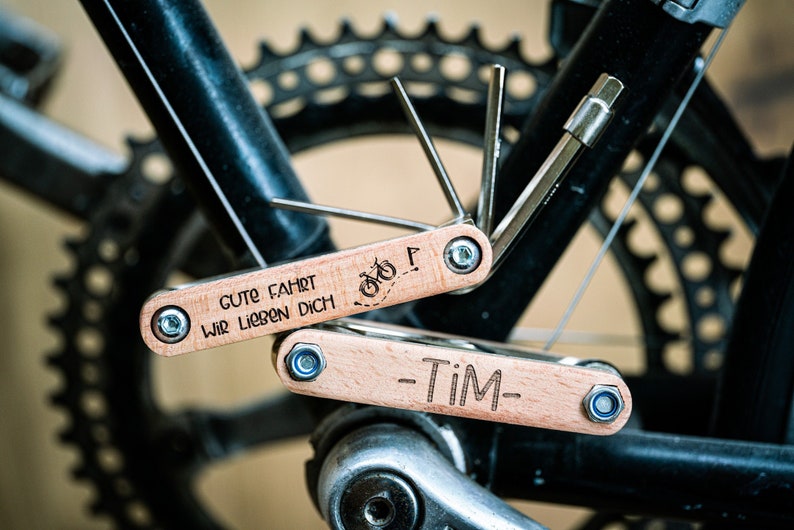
[488,425,794,526]
[77,0,331,264]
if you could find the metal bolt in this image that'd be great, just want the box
[340,472,420,530]
[444,236,482,274]
[364,496,395,526]
[583,384,624,423]
[152,306,190,344]
[285,343,326,381]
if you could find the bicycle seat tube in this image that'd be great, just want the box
[78,0,331,264]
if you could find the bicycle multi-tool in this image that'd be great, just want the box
[140,69,633,435]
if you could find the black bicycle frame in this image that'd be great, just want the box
[5,0,787,525]
[77,0,331,265]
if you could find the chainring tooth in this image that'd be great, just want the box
[246,16,546,123]
[627,152,739,374]
[47,138,183,528]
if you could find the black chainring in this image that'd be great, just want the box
[48,19,749,528]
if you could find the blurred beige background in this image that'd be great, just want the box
[0,1,792,528]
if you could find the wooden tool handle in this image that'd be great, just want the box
[274,327,632,435]
[141,224,491,356]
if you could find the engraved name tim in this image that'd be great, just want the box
[398,357,521,412]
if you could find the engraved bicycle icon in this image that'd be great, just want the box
[358,258,397,297]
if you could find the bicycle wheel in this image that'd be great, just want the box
[712,149,794,444]
[47,18,772,529]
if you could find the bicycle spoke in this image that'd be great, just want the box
[510,327,645,347]
[544,27,732,351]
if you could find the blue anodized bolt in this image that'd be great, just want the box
[286,343,326,382]
[583,384,624,423]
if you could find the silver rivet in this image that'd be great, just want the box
[286,343,326,381]
[583,384,624,423]
[444,237,482,274]
[152,306,190,344]
[340,472,420,530]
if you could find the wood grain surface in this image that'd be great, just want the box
[141,223,491,356]
[274,327,632,435]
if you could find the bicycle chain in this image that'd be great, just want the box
[47,18,742,528]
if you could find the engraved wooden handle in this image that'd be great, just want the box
[274,328,632,435]
[140,224,491,356]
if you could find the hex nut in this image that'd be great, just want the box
[286,343,326,382]
[583,384,625,423]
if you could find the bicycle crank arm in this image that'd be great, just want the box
[273,324,632,435]
[140,224,491,356]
